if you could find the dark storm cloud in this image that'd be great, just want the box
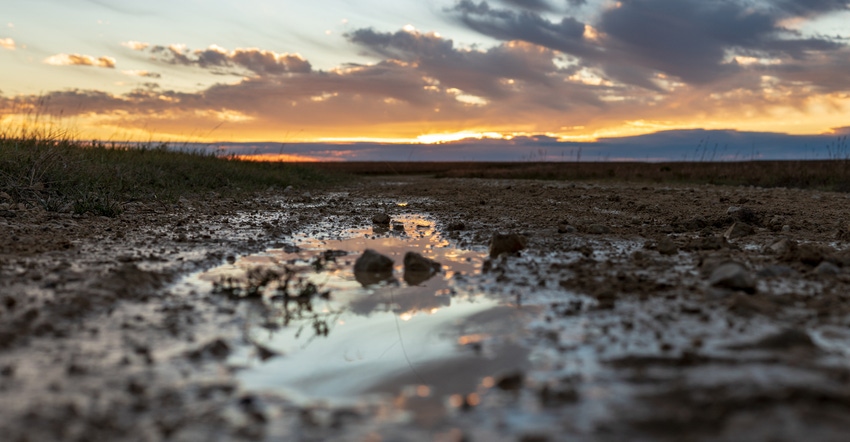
[500,0,553,11]
[451,0,591,56]
[346,28,577,100]
[597,0,842,83]
[448,0,848,88]
[146,45,312,75]
[775,0,850,17]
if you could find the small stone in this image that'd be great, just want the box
[392,222,405,232]
[586,224,610,234]
[724,222,754,240]
[756,265,795,278]
[403,252,441,274]
[353,249,394,273]
[709,261,756,293]
[187,338,231,360]
[557,224,576,234]
[371,213,391,225]
[767,238,795,255]
[657,237,678,255]
[687,235,728,251]
[495,372,524,391]
[489,233,527,258]
[814,261,841,276]
[446,221,465,231]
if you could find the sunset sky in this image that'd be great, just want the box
[1,0,849,149]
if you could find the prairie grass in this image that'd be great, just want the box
[303,159,850,192]
[0,127,336,217]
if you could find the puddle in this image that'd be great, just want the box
[190,215,531,416]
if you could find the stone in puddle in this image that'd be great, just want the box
[403,252,441,285]
[354,249,395,286]
[354,249,394,273]
[403,252,441,273]
[489,233,527,258]
[709,261,756,294]
[371,213,391,225]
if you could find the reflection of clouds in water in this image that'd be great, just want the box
[348,290,452,317]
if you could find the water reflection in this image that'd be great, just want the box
[196,215,530,413]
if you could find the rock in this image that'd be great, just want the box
[353,249,394,273]
[495,372,524,391]
[767,238,795,255]
[837,224,850,241]
[756,265,795,278]
[283,185,294,194]
[557,224,576,234]
[353,249,395,286]
[372,213,391,225]
[586,224,610,234]
[446,221,465,231]
[687,235,728,251]
[392,222,405,232]
[489,233,527,258]
[782,243,831,266]
[731,328,818,351]
[814,261,841,276]
[403,252,441,273]
[187,338,231,360]
[709,261,756,293]
[724,222,754,240]
[403,252,441,285]
[657,237,678,255]
[727,206,760,225]
[678,216,708,231]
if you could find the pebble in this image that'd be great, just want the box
[586,224,610,234]
[814,261,841,276]
[353,249,394,273]
[446,221,465,231]
[371,213,391,225]
[557,224,576,234]
[489,233,527,258]
[724,222,754,240]
[709,261,756,293]
[657,237,678,255]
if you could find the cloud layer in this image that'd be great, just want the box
[2,0,849,143]
[44,53,116,68]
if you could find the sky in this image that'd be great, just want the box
[1,0,849,158]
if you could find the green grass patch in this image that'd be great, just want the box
[0,129,339,217]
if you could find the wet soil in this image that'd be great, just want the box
[3,177,850,441]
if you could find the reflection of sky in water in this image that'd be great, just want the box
[197,215,529,407]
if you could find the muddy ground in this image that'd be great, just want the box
[3,176,850,441]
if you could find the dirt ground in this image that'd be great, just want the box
[3,176,850,441]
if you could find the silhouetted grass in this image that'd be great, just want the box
[0,129,337,217]
[302,159,850,192]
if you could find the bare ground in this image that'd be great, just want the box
[3,176,850,441]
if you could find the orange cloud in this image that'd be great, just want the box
[44,53,116,68]
[121,69,161,78]
[0,37,14,50]
[121,41,150,51]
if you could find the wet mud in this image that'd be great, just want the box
[3,177,850,440]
